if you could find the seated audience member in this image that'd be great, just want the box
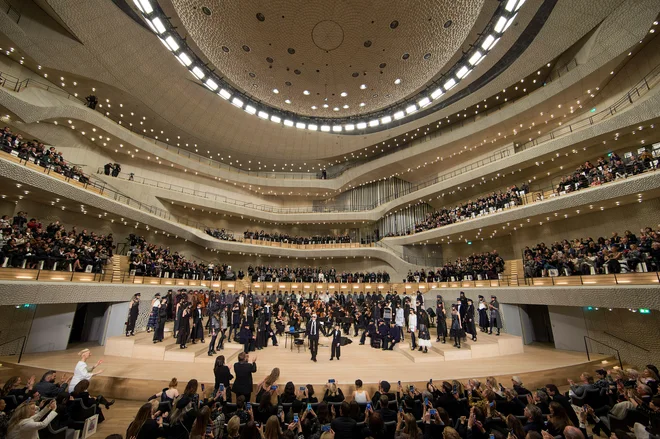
[330,401,357,438]
[7,399,58,439]
[70,379,114,423]
[126,402,168,439]
[33,371,70,398]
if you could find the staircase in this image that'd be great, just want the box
[504,259,523,281]
[111,255,130,282]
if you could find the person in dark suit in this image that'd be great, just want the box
[153,297,168,343]
[126,293,140,337]
[465,299,477,341]
[190,302,205,344]
[306,313,320,362]
[330,323,342,360]
[387,321,400,350]
[233,352,257,402]
[239,321,254,353]
[330,401,357,439]
[545,384,580,427]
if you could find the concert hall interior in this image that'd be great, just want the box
[0,0,659,438]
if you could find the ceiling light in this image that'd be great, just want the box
[231,97,244,108]
[270,115,281,123]
[307,124,318,131]
[285,99,292,104]
[323,104,329,108]
[344,124,355,131]
[505,0,518,11]
[359,102,366,107]
[205,78,218,91]
[244,105,257,115]
[457,65,472,79]
[405,104,417,114]
[443,78,456,90]
[481,35,495,50]
[394,78,401,85]
[332,125,342,132]
[272,88,279,94]
[368,119,380,127]
[151,17,166,34]
[333,107,339,111]
[381,115,392,124]
[296,122,306,129]
[393,110,405,120]
[218,89,231,99]
[468,51,484,65]
[356,122,367,129]
[494,16,507,33]
[177,52,192,66]
[191,66,205,79]
[360,84,367,89]
[303,90,310,95]
[343,104,349,109]
[283,119,294,127]
[431,88,444,100]
[340,92,348,97]
[418,97,431,108]
[320,125,331,132]
[257,111,269,119]
[137,0,153,13]
[164,35,179,51]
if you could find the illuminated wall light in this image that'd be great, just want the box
[307,124,318,131]
[283,119,294,127]
[405,104,417,114]
[456,65,471,79]
[381,115,393,124]
[368,119,380,127]
[191,66,205,79]
[205,78,218,91]
[505,0,518,11]
[270,115,281,123]
[468,50,483,65]
[244,105,257,115]
[393,110,405,120]
[164,35,179,51]
[481,35,495,50]
[136,0,153,14]
[343,124,354,131]
[295,122,306,129]
[320,125,331,132]
[356,122,367,129]
[218,89,231,100]
[494,16,507,33]
[418,97,431,108]
[444,78,457,90]
[257,111,269,119]
[332,125,342,132]
[431,88,444,100]
[231,97,244,108]
[151,17,166,34]
[504,14,517,31]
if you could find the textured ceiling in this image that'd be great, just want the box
[170,0,485,117]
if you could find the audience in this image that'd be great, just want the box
[1,127,89,183]
[206,228,237,242]
[406,252,505,282]
[0,213,113,272]
[244,231,351,245]
[247,265,390,283]
[523,226,660,277]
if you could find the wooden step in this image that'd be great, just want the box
[393,343,445,363]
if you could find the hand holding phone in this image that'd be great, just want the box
[328,379,335,384]
[430,408,437,416]
[366,402,372,411]
[247,402,252,410]
[293,414,299,423]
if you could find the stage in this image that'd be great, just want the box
[0,326,612,401]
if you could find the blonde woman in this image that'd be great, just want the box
[7,400,58,439]
[68,348,104,392]
[256,368,280,402]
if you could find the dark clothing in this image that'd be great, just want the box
[330,329,342,359]
[126,300,139,335]
[330,416,357,439]
[306,320,320,361]
[233,361,257,400]
[33,380,67,398]
[127,419,165,439]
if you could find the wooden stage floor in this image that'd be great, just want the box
[0,332,611,401]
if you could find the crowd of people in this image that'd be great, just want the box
[246,266,391,283]
[553,152,657,196]
[0,212,113,272]
[127,235,242,280]
[1,127,89,183]
[244,231,352,245]
[405,252,505,282]
[206,228,238,242]
[102,162,122,178]
[523,226,660,278]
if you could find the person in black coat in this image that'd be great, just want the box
[126,293,140,337]
[306,313,320,362]
[190,302,205,344]
[465,299,477,341]
[387,321,400,350]
[330,323,342,361]
[232,352,257,402]
[213,355,233,402]
[177,304,191,349]
[239,321,254,353]
[436,296,448,344]
[153,298,168,343]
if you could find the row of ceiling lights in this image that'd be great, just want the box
[131,0,525,133]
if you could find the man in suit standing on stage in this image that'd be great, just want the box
[330,322,341,361]
[306,313,320,362]
[233,352,257,402]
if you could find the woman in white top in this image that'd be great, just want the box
[7,400,57,439]
[408,309,417,350]
[68,348,104,393]
[352,379,370,404]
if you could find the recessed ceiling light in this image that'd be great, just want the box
[311,105,317,110]
[359,102,365,107]
[272,88,279,94]
[340,92,348,97]
[323,104,329,108]
[303,90,310,95]
[343,104,349,109]
[284,99,291,104]
[333,107,339,111]
[394,78,401,85]
[360,84,367,89]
